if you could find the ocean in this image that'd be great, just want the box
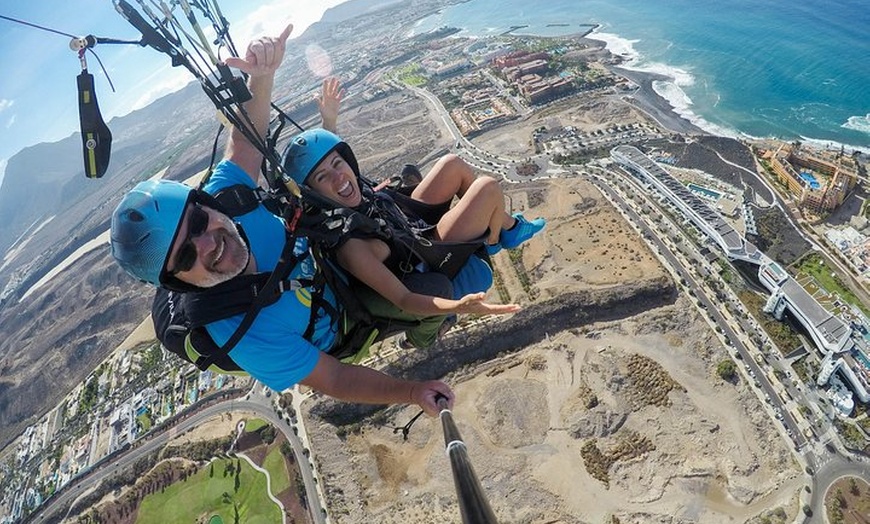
[412,0,870,152]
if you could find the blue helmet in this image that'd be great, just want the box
[110,179,195,286]
[281,128,360,186]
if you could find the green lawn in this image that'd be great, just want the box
[137,413,153,432]
[393,63,428,87]
[244,418,267,433]
[262,446,290,495]
[793,253,870,316]
[136,458,282,524]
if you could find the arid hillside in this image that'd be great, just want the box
[302,176,802,524]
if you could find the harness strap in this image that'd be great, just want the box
[194,229,301,370]
[213,184,282,216]
[367,186,487,279]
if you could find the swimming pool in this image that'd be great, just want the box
[800,171,821,190]
[687,183,722,200]
[854,348,870,371]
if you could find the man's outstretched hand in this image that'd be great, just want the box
[225,23,293,77]
[453,292,521,316]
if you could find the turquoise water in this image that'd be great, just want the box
[800,172,821,190]
[687,183,722,199]
[412,0,870,151]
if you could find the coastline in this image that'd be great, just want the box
[422,0,870,154]
[498,26,707,137]
[580,32,705,136]
[480,23,710,137]
[500,22,598,39]
[609,65,707,136]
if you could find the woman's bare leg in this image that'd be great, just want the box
[435,176,514,244]
[411,154,475,205]
[413,154,516,243]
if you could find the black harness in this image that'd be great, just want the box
[151,184,427,374]
[334,180,489,280]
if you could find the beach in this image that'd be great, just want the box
[609,65,706,136]
[417,0,870,151]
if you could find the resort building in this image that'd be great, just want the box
[612,145,870,407]
[489,49,574,105]
[766,143,859,215]
[503,59,549,80]
[492,50,550,68]
[516,74,573,105]
[450,97,515,136]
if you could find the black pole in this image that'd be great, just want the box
[436,397,498,524]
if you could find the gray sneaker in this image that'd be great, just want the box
[395,334,418,350]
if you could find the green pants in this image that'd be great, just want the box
[353,272,453,348]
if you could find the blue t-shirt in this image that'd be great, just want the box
[202,160,339,390]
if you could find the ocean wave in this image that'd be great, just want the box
[589,30,640,62]
[798,135,870,155]
[593,30,694,86]
[650,80,739,138]
[594,28,739,139]
[591,27,870,150]
[842,114,870,135]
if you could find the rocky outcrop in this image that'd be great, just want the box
[309,276,676,425]
[570,409,628,440]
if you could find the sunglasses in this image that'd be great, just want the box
[169,205,210,274]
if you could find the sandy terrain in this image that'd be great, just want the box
[304,175,802,524]
[167,411,254,446]
[77,59,801,523]
[317,311,800,523]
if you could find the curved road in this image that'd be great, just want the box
[592,163,870,519]
[30,393,325,524]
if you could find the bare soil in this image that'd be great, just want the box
[303,174,803,523]
[825,476,870,524]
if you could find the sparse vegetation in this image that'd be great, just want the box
[625,353,684,408]
[580,431,656,488]
[824,475,870,524]
[792,252,870,316]
[716,359,737,381]
[833,419,868,451]
[508,246,534,297]
[738,290,802,353]
[792,358,817,384]
[515,161,541,176]
[525,354,547,371]
[491,266,511,304]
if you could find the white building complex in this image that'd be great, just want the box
[611,145,870,409]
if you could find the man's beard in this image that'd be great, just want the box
[197,213,250,288]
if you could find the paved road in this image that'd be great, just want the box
[589,164,870,520]
[28,392,326,524]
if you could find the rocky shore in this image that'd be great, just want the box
[609,66,707,136]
